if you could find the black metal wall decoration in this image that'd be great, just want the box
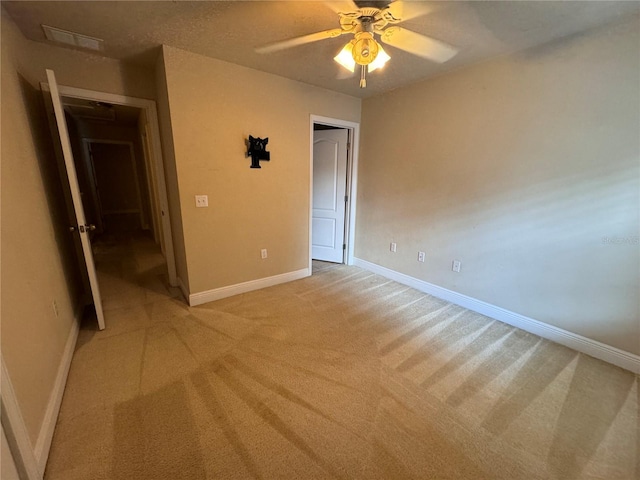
[246,135,270,168]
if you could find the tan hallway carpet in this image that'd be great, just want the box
[45,234,638,479]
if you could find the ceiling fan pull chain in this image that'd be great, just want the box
[360,65,367,88]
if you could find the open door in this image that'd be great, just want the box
[312,128,349,263]
[45,69,105,330]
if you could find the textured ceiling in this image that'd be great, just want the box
[4,1,639,98]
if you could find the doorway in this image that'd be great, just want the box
[53,84,176,286]
[58,94,177,314]
[309,115,360,271]
[42,76,177,330]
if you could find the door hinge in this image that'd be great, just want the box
[347,142,350,150]
[343,244,346,250]
[344,195,348,203]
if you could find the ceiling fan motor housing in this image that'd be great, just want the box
[354,1,392,10]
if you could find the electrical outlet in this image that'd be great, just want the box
[52,300,59,317]
[452,260,461,272]
[195,195,208,207]
[261,249,268,259]
[390,242,397,253]
[418,251,426,262]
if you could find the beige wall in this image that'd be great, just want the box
[15,31,155,100]
[1,12,81,444]
[0,10,157,446]
[161,45,361,293]
[356,16,640,355]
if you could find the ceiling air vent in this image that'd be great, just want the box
[42,25,103,51]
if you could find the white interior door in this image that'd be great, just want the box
[46,69,105,330]
[312,128,349,263]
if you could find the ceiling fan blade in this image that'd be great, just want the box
[386,1,435,22]
[255,28,346,54]
[379,27,458,63]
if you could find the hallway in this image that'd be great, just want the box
[93,233,182,316]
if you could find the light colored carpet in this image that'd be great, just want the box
[45,234,639,479]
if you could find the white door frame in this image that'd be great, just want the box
[52,84,177,287]
[1,356,42,480]
[139,112,162,244]
[312,128,349,263]
[78,138,104,233]
[309,115,360,271]
[82,139,146,230]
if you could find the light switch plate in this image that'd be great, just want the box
[195,195,208,207]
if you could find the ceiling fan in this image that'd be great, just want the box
[255,0,458,88]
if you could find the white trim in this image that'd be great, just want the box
[139,115,161,243]
[177,276,190,304]
[33,315,80,472]
[188,268,310,307]
[79,139,104,233]
[43,83,178,287]
[144,101,176,283]
[1,357,43,480]
[353,258,640,374]
[1,425,22,480]
[309,115,360,269]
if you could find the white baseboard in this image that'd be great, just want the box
[189,268,310,307]
[353,258,640,374]
[1,358,42,480]
[33,308,81,472]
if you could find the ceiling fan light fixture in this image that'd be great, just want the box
[255,1,459,90]
[367,44,390,72]
[334,40,356,72]
[351,32,378,65]
[335,32,391,75]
